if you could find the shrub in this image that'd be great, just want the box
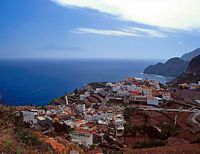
[0,106,15,125]
[159,122,180,139]
[1,138,15,153]
[18,130,41,146]
[53,122,74,134]
[124,123,146,136]
[123,107,140,121]
[16,148,23,154]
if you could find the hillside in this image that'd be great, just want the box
[181,48,200,61]
[144,58,189,77]
[144,48,200,77]
[0,106,55,154]
[0,106,84,154]
[168,55,200,87]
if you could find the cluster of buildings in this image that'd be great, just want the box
[19,104,125,147]
[81,78,172,106]
[19,78,174,148]
[178,81,200,90]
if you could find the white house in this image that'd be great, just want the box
[71,131,93,146]
[93,112,105,121]
[112,86,121,92]
[106,82,113,87]
[77,104,86,113]
[114,115,125,136]
[94,88,103,94]
[142,88,152,96]
[21,110,38,124]
[127,85,137,92]
[80,95,85,101]
[105,111,113,120]
[162,92,171,101]
[147,97,162,106]
[84,92,90,97]
[149,81,160,87]
[117,90,129,97]
[80,92,90,101]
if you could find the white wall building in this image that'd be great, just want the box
[149,81,160,89]
[147,97,162,106]
[80,92,90,101]
[84,92,90,97]
[198,81,200,85]
[112,86,121,92]
[80,95,85,101]
[127,85,137,91]
[114,115,125,136]
[142,88,152,96]
[117,90,129,97]
[21,110,38,124]
[71,132,93,146]
[105,111,113,120]
[106,82,113,87]
[77,104,86,113]
[94,88,103,94]
[94,112,105,121]
[162,92,171,101]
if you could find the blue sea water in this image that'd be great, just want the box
[0,59,170,106]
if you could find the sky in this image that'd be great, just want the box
[0,0,200,59]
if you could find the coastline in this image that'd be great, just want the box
[0,59,160,106]
[1,75,170,106]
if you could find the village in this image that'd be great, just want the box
[16,77,200,153]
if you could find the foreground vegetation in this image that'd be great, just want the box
[0,106,54,154]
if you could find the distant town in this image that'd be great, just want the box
[2,77,199,153]
[1,0,200,153]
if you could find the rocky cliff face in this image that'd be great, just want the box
[144,58,189,77]
[168,55,200,87]
[186,55,200,72]
[144,48,200,77]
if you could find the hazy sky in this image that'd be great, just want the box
[1,0,200,59]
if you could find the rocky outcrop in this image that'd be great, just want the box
[144,58,189,77]
[168,55,200,87]
[144,48,200,77]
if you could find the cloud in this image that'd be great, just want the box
[51,0,200,30]
[73,27,166,38]
[178,42,183,45]
[74,28,138,37]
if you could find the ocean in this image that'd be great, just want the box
[0,59,171,106]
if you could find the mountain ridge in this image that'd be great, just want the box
[168,55,200,87]
[181,48,200,61]
[144,48,200,77]
[144,57,189,77]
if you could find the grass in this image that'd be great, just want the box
[0,105,54,154]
